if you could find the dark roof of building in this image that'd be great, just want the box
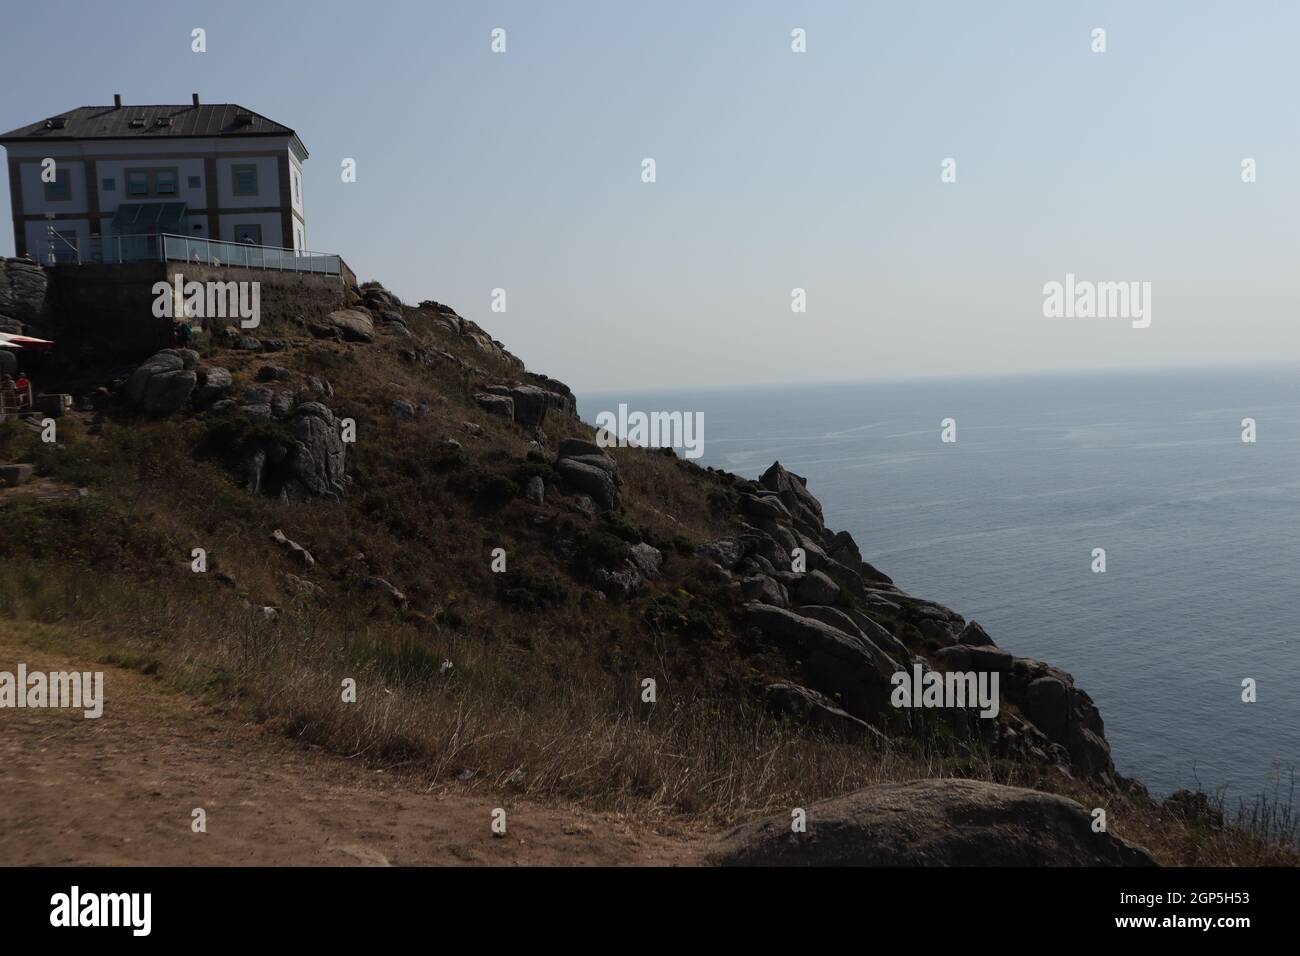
[0,103,307,157]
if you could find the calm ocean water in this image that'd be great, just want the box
[581,366,1300,801]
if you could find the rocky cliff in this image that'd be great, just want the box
[87,275,1124,793]
[0,256,47,333]
[11,266,1257,865]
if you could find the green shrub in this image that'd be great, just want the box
[32,444,106,485]
[476,473,520,508]
[574,528,630,570]
[495,568,568,610]
[428,441,469,473]
[642,592,721,641]
[0,418,33,460]
[599,511,643,545]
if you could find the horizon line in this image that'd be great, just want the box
[574,357,1300,399]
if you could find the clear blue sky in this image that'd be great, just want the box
[2,1,1297,390]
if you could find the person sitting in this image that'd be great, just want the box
[14,372,32,409]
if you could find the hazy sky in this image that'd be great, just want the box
[2,1,1296,391]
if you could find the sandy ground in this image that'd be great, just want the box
[0,634,705,866]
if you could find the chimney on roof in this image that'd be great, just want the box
[192,93,200,106]
[113,93,122,108]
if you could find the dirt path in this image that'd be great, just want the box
[0,632,705,866]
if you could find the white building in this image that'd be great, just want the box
[1,95,309,263]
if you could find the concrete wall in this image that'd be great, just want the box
[43,262,349,360]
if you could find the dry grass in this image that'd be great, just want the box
[0,561,964,822]
[2,559,1295,865]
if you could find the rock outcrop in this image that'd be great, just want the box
[271,529,314,567]
[315,308,375,343]
[285,402,347,500]
[475,392,514,420]
[555,438,621,511]
[124,349,198,415]
[194,366,234,404]
[691,458,1117,782]
[715,779,1157,866]
[0,257,47,331]
[764,682,888,743]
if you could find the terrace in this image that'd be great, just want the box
[40,224,343,277]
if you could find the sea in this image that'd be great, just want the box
[580,366,1300,802]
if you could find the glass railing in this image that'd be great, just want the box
[160,234,340,275]
[59,233,341,275]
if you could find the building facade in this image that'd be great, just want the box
[1,95,308,263]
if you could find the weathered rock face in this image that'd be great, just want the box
[271,529,314,567]
[194,366,233,404]
[464,380,574,433]
[1006,657,1114,779]
[556,458,619,511]
[745,603,901,724]
[124,349,197,415]
[215,398,347,501]
[361,285,402,312]
[555,440,621,511]
[457,317,524,370]
[557,437,605,459]
[523,373,577,416]
[959,620,996,646]
[508,384,550,429]
[698,538,744,570]
[475,392,514,420]
[715,779,1157,867]
[764,682,887,744]
[759,461,825,537]
[629,542,663,579]
[740,573,788,607]
[318,308,375,343]
[288,402,347,499]
[795,569,840,606]
[593,562,641,598]
[0,257,48,330]
[141,370,197,415]
[125,351,181,402]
